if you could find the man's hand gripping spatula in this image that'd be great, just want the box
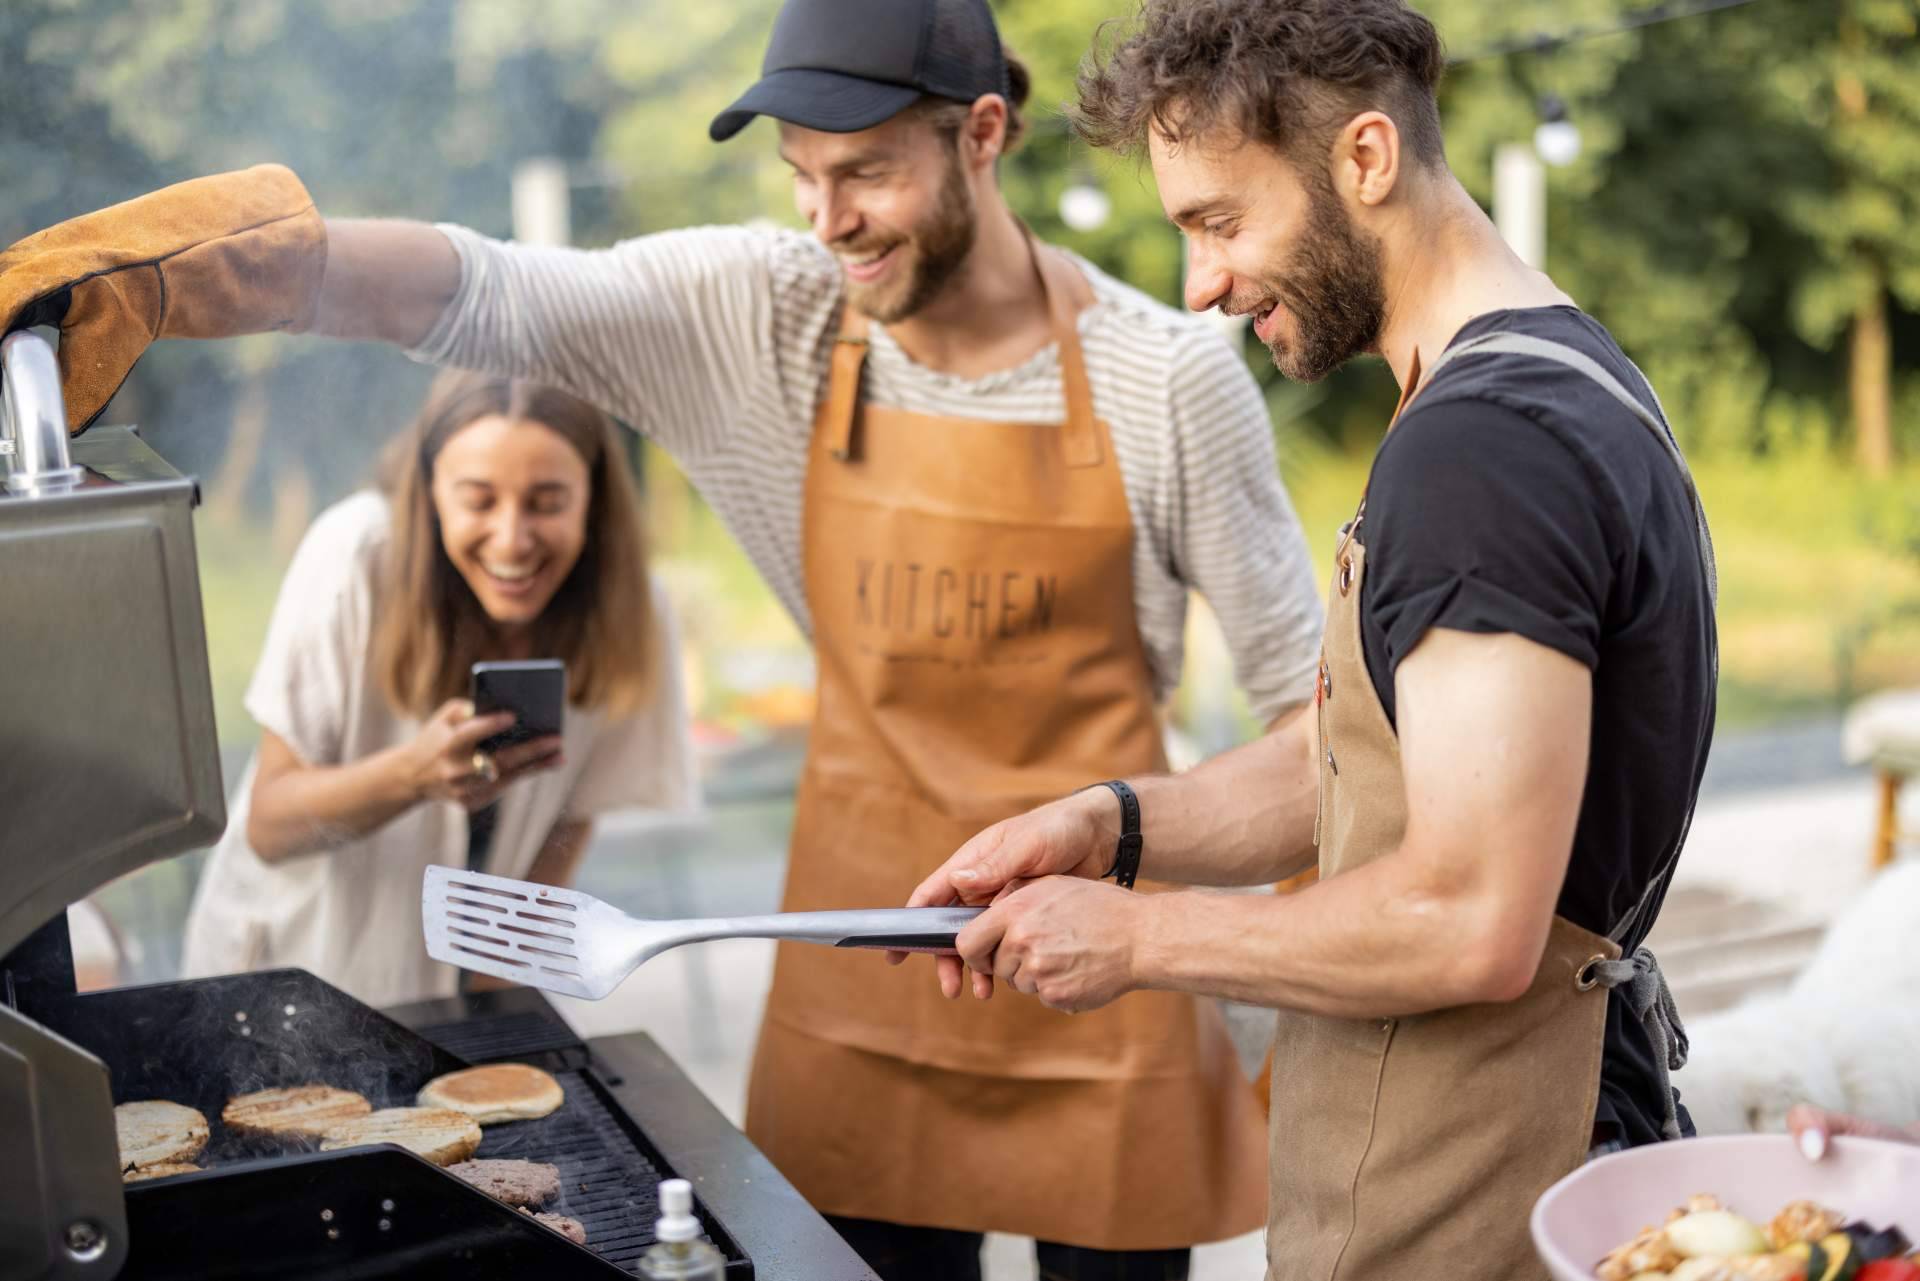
[423,865,984,999]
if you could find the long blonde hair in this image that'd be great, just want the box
[372,369,656,718]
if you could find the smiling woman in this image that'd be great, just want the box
[180,371,698,1009]
[374,372,656,718]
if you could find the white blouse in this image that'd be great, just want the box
[182,491,698,1008]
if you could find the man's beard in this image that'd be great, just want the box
[840,157,977,324]
[1233,176,1387,383]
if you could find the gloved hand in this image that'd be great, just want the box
[0,164,327,433]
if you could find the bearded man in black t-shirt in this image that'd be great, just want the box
[902,1,1718,1276]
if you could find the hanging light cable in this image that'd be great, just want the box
[1445,0,1764,65]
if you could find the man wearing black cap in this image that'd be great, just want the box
[0,0,1324,1275]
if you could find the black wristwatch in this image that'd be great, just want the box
[1089,779,1143,890]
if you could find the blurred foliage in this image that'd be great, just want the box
[5,0,1917,480]
[5,0,1916,485]
[4,0,1919,732]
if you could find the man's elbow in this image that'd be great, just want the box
[1399,841,1555,1007]
[1447,929,1545,1006]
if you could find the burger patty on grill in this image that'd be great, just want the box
[447,1158,561,1208]
[523,1208,587,1246]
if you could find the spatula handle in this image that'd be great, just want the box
[708,907,983,954]
[828,907,983,954]
[833,932,966,954]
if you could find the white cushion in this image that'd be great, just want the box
[1842,688,1920,769]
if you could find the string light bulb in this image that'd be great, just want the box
[1059,176,1111,232]
[1533,94,1582,167]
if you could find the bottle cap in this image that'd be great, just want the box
[656,1178,700,1244]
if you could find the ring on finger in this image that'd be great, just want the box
[471,750,499,783]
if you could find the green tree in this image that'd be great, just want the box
[7,0,1917,482]
[1773,0,1920,475]
[5,0,639,531]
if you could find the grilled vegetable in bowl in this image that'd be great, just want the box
[1663,1208,1769,1260]
[1855,1262,1920,1281]
[1593,1197,1910,1281]
[1530,1135,1920,1281]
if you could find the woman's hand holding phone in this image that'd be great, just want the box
[405,699,564,812]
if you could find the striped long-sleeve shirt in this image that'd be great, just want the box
[410,223,1322,722]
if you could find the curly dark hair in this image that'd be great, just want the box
[1071,0,1447,168]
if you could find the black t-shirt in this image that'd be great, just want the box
[1356,305,1717,1147]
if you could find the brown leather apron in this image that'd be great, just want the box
[1266,337,1714,1281]
[743,242,1267,1249]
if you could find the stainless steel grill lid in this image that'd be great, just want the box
[0,331,225,956]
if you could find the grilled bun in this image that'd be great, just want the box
[116,1101,209,1171]
[123,1161,202,1183]
[223,1085,371,1139]
[418,1063,563,1124]
[319,1107,482,1167]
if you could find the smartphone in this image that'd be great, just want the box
[470,659,567,754]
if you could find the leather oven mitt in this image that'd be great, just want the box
[0,164,327,434]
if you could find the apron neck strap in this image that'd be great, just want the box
[824,308,872,462]
[1341,347,1424,547]
[821,231,1102,466]
[1388,347,1425,426]
[1031,235,1103,467]
[1421,330,1720,950]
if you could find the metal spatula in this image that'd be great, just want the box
[423,865,984,1001]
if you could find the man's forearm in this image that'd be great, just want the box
[1131,839,1550,1019]
[1125,709,1318,887]
[311,218,460,347]
[1128,630,1593,1018]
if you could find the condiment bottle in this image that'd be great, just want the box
[637,1179,725,1280]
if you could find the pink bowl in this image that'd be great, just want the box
[1532,1135,1920,1281]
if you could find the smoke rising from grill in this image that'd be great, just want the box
[92,969,450,1170]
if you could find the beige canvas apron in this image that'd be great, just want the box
[743,242,1267,1250]
[1266,336,1716,1281]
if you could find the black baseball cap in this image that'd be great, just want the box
[710,0,1010,142]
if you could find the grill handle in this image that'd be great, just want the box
[1,330,84,493]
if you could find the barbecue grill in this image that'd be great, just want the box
[0,330,876,1281]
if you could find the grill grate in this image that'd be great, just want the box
[470,1068,748,1273]
[417,1007,586,1066]
[24,968,761,1278]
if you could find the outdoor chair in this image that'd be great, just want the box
[1842,687,1920,868]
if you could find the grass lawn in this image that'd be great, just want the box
[195,448,1920,749]
[196,522,299,747]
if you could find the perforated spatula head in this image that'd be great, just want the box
[423,865,983,1001]
[423,865,615,998]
